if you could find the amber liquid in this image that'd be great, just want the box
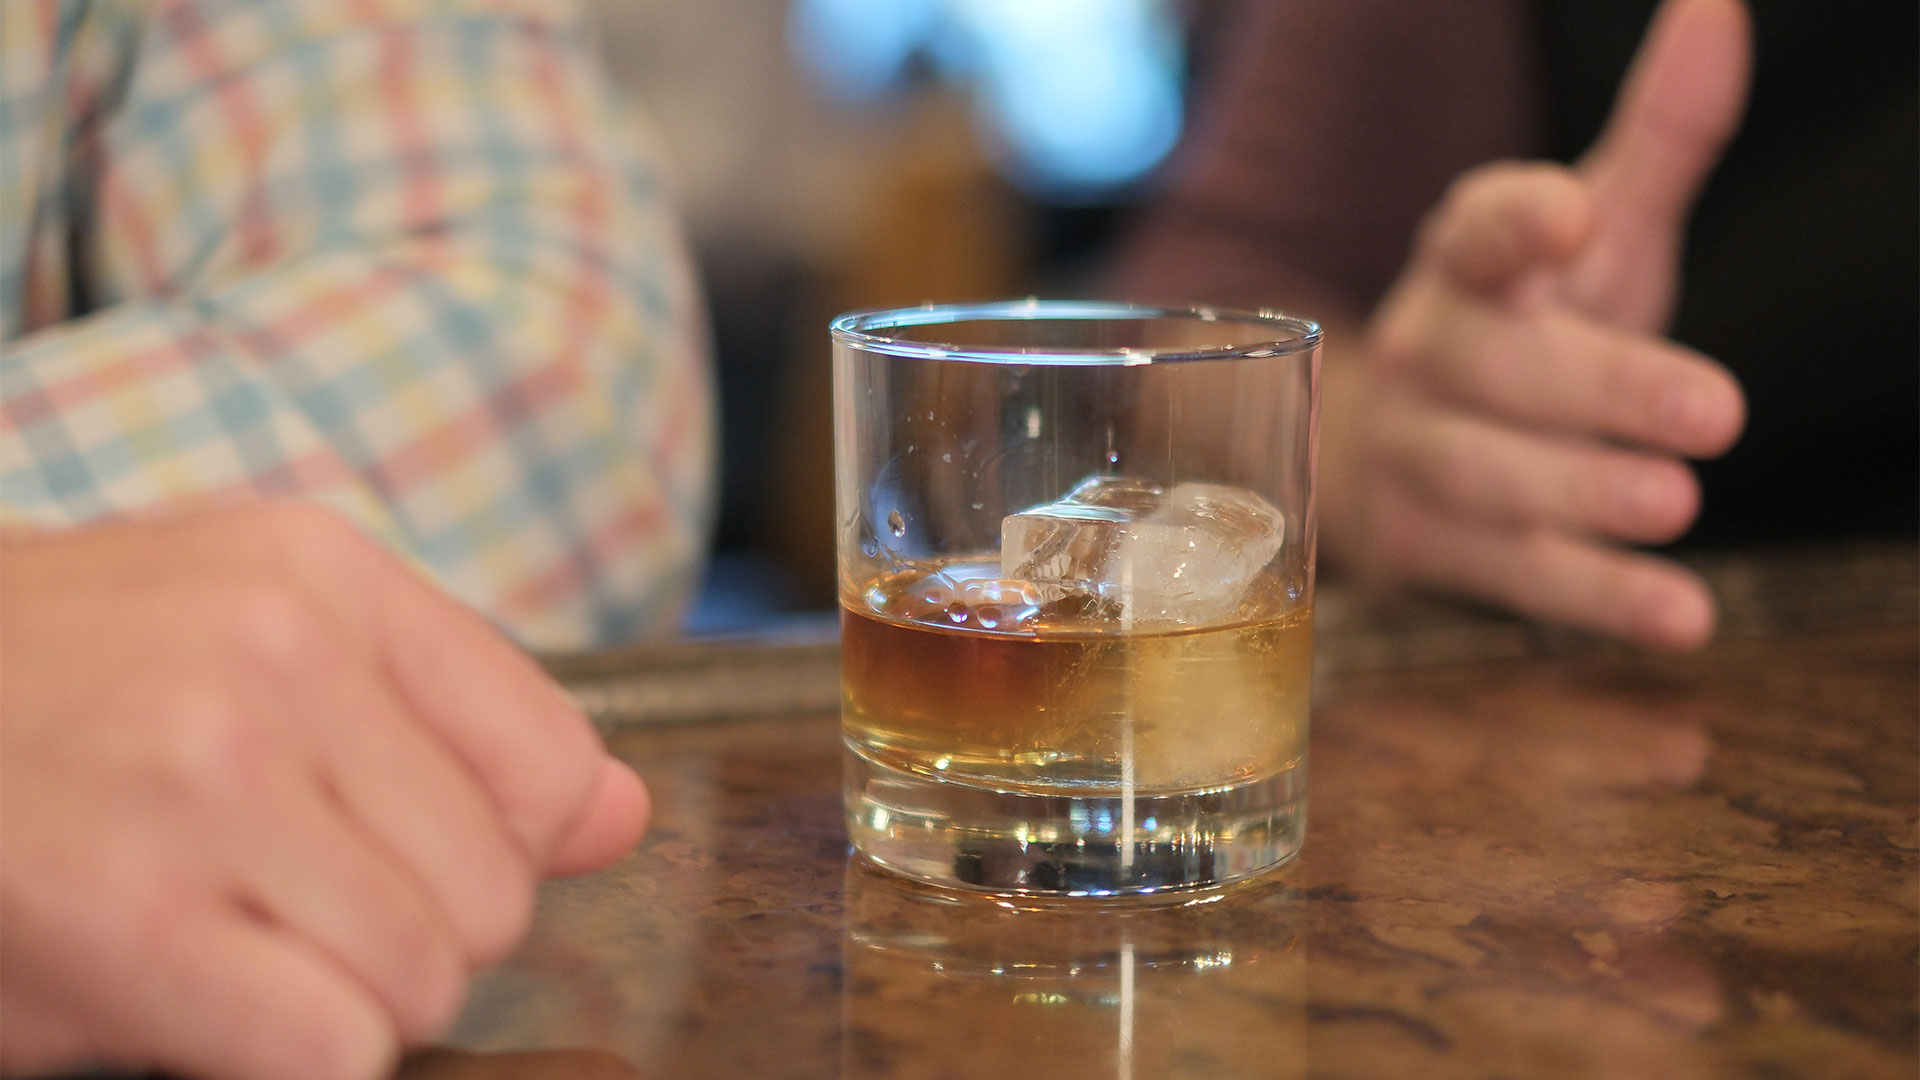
[841,561,1311,795]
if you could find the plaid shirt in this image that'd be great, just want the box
[0,0,715,650]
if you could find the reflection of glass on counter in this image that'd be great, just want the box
[841,859,1305,1080]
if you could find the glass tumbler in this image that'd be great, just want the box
[832,300,1319,897]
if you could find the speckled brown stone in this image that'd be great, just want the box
[449,621,1918,1079]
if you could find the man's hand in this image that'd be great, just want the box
[0,504,649,1080]
[1321,0,1752,649]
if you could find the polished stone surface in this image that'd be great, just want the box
[449,620,1918,1079]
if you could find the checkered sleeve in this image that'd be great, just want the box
[0,0,716,650]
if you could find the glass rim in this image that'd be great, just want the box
[829,299,1322,366]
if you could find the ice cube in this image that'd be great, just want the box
[1101,482,1285,629]
[1061,474,1165,516]
[1000,477,1165,602]
[1002,502,1130,593]
[1123,627,1308,789]
[1002,477,1285,628]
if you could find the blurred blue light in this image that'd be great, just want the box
[788,0,939,101]
[970,24,1182,195]
[789,0,1185,200]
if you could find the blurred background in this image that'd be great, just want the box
[583,0,1224,634]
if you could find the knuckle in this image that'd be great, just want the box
[217,578,346,686]
[1437,160,1524,224]
[1431,161,1582,274]
[148,686,278,800]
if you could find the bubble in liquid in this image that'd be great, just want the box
[955,580,1041,630]
[1106,450,1121,466]
[860,535,880,558]
[887,510,906,537]
[946,602,970,624]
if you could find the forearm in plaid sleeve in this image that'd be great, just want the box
[0,0,715,650]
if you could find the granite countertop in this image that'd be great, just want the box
[428,543,1917,1080]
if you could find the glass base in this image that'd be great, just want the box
[844,738,1305,899]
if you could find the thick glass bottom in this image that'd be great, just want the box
[844,738,1305,899]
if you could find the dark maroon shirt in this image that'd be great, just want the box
[1112,0,1917,544]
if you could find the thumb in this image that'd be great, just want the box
[1579,0,1752,231]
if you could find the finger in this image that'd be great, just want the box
[263,507,611,873]
[120,910,397,1080]
[313,672,538,968]
[369,585,609,872]
[1374,488,1718,650]
[1374,400,1702,544]
[1417,303,1745,457]
[546,757,651,877]
[1414,162,1593,294]
[233,773,468,1042]
[1579,0,1752,233]
[370,589,607,871]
